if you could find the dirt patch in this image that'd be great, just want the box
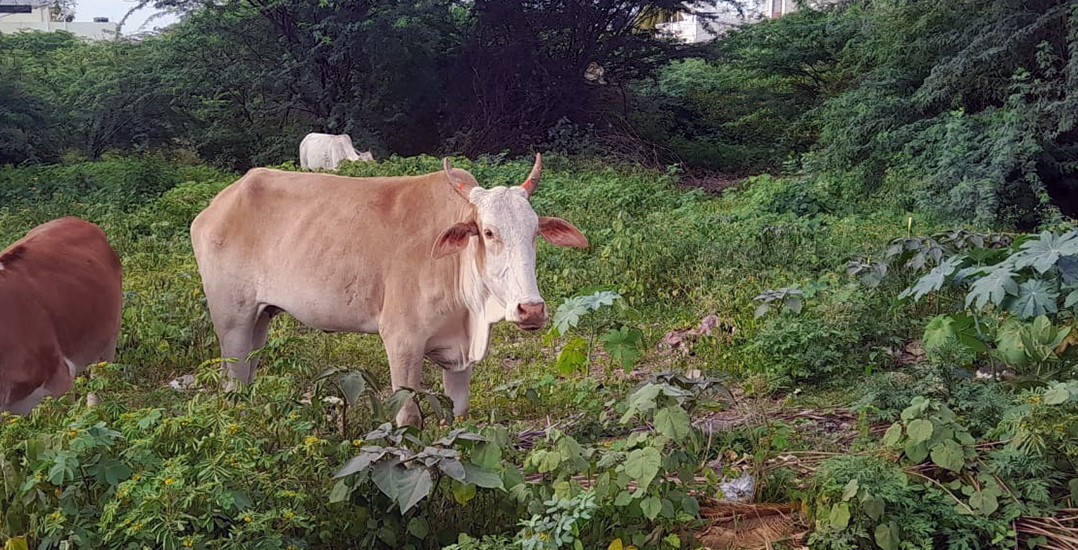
[678,173,747,195]
[659,314,738,357]
[694,500,807,550]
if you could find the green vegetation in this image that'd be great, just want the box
[2,0,1078,548]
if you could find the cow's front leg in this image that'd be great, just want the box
[383,335,425,428]
[442,366,472,421]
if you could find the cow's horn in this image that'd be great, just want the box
[521,153,541,198]
[444,157,475,199]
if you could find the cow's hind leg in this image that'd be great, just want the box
[213,304,279,390]
[210,308,259,389]
[85,333,118,408]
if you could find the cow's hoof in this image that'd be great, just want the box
[86,393,101,407]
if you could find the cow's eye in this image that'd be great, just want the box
[483,229,494,238]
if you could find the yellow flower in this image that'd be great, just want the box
[132,523,143,531]
[282,511,295,519]
[304,436,319,445]
[351,439,364,447]
[288,413,299,420]
[243,515,253,523]
[226,423,240,434]
[132,474,142,482]
[67,430,78,437]
[164,478,176,486]
[54,488,62,497]
[123,518,132,525]
[183,539,194,548]
[49,511,62,521]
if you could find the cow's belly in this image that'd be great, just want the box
[266,285,382,335]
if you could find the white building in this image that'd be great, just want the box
[0,0,118,40]
[657,0,818,43]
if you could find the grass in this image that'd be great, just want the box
[0,153,963,549]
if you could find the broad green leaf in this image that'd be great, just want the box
[371,460,401,500]
[829,502,851,530]
[680,496,700,516]
[579,290,620,310]
[407,518,429,539]
[995,319,1029,367]
[1059,256,1078,284]
[923,314,985,355]
[614,490,633,506]
[1044,384,1071,405]
[338,371,368,407]
[1069,479,1078,503]
[394,467,434,513]
[874,523,900,550]
[841,479,859,502]
[969,490,999,515]
[462,464,503,489]
[600,326,644,372]
[471,442,502,470]
[784,295,802,314]
[640,496,662,520]
[328,479,352,503]
[438,458,466,482]
[863,497,885,520]
[451,480,476,504]
[965,267,1019,309]
[1011,231,1078,273]
[906,419,933,445]
[754,302,770,319]
[556,337,589,375]
[882,423,903,446]
[904,440,928,464]
[608,539,624,550]
[624,447,661,489]
[930,440,964,472]
[1066,288,1078,309]
[1005,279,1059,319]
[663,534,681,548]
[901,256,962,302]
[654,406,691,440]
[335,451,384,478]
[552,297,589,336]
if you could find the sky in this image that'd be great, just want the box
[75,0,178,34]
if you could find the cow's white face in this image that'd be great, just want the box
[432,157,587,331]
[469,186,545,328]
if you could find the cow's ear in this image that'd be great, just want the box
[538,217,588,248]
[432,222,479,258]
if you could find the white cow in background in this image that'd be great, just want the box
[299,133,374,170]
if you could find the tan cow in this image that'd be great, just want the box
[191,154,587,426]
[0,217,123,414]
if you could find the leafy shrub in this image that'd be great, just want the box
[812,396,1066,550]
[854,366,1014,438]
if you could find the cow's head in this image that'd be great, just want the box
[433,154,587,331]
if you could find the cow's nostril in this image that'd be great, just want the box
[517,302,546,319]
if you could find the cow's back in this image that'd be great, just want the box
[191,168,465,332]
[0,217,123,410]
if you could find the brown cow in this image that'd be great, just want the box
[191,154,588,426]
[0,217,123,414]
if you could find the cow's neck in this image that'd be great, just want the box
[457,240,502,367]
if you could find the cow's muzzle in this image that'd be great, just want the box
[514,302,547,331]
